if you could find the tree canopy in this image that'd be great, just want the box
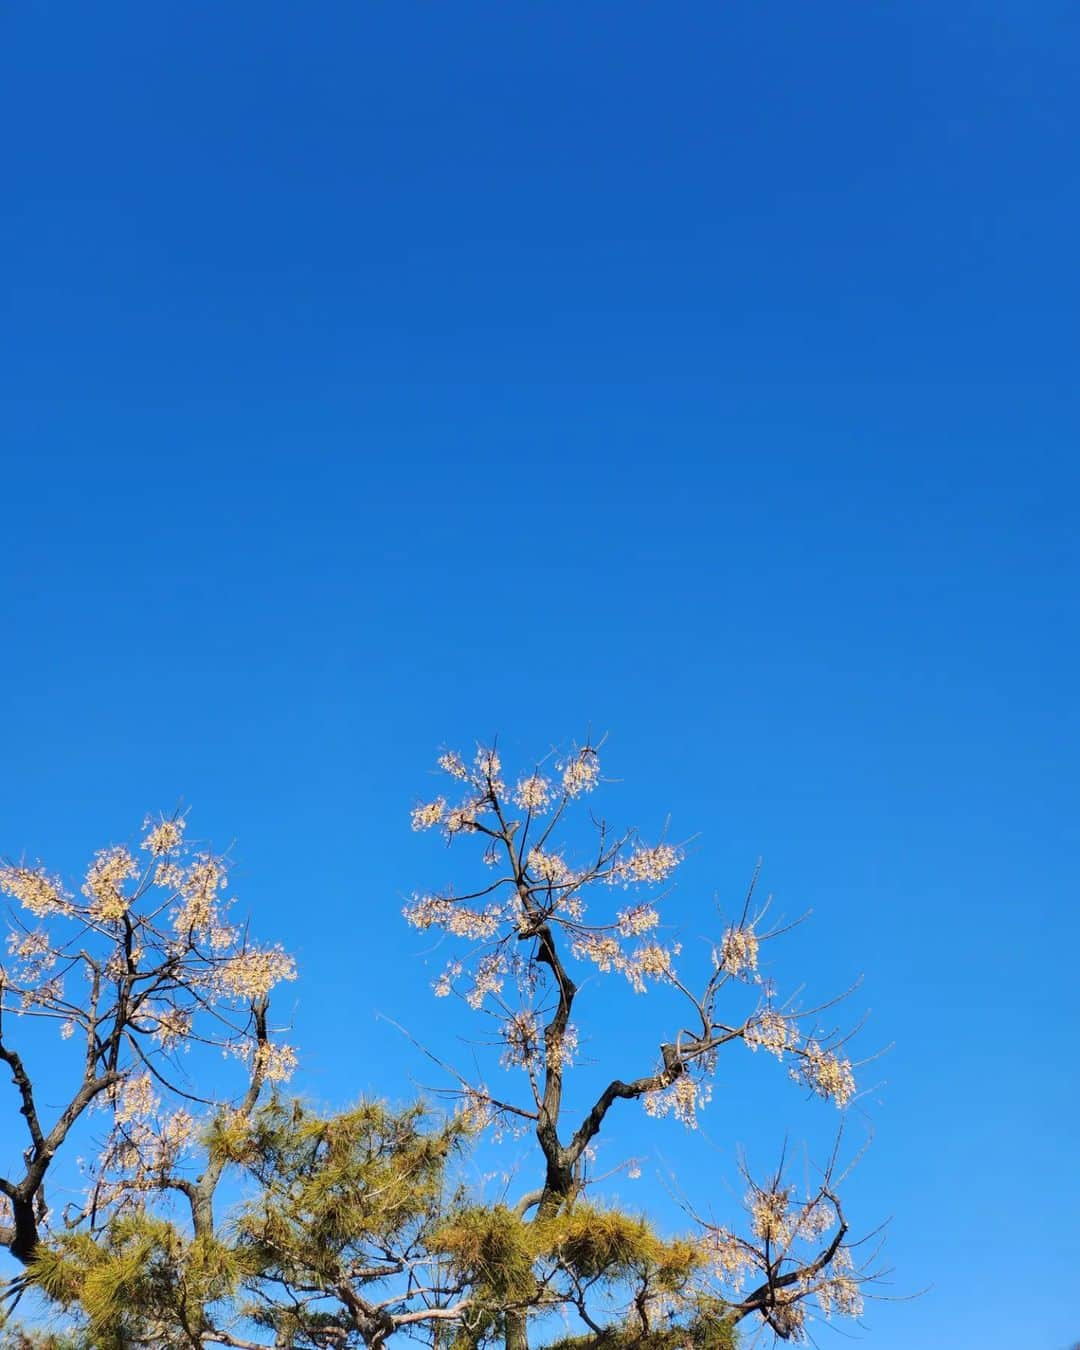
[1,739,885,1349]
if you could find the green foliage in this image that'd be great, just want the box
[232,1093,463,1275]
[26,1218,255,1349]
[539,1207,701,1291]
[435,1206,538,1303]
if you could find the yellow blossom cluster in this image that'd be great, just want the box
[794,1041,856,1108]
[457,1085,495,1131]
[446,805,479,834]
[571,933,626,974]
[500,1010,541,1069]
[411,798,446,831]
[465,951,508,1009]
[815,1248,863,1319]
[616,904,661,937]
[745,1009,798,1059]
[432,960,463,997]
[719,924,759,977]
[174,853,228,935]
[474,747,503,788]
[557,893,586,921]
[527,848,570,885]
[403,895,504,940]
[546,1022,578,1069]
[749,1186,794,1245]
[570,932,680,992]
[642,1074,711,1129]
[141,815,185,856]
[0,865,70,917]
[155,861,185,892]
[220,945,297,1000]
[114,1072,160,1124]
[6,928,56,982]
[611,843,680,886]
[629,945,680,988]
[438,751,470,780]
[152,1005,193,1048]
[83,847,139,921]
[795,1198,836,1241]
[560,747,599,797]
[236,1039,299,1083]
[100,1106,196,1182]
[704,1228,751,1292]
[513,774,552,812]
[21,975,64,1009]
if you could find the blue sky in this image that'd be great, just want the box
[2,2,1078,1346]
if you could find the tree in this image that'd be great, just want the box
[0,816,296,1281]
[1,739,887,1348]
[401,740,880,1346]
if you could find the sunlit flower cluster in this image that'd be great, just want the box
[547,1022,578,1070]
[411,798,446,831]
[513,774,552,812]
[152,1005,193,1049]
[174,853,229,936]
[235,1039,299,1084]
[432,960,462,997]
[749,1185,794,1245]
[474,747,503,791]
[20,975,64,1010]
[83,847,139,922]
[793,1041,856,1108]
[155,861,185,891]
[99,1106,197,1183]
[142,815,185,856]
[457,1085,495,1131]
[719,924,759,977]
[704,1227,751,1292]
[438,751,470,781]
[795,1197,836,1241]
[560,747,599,797]
[642,1073,711,1128]
[745,1009,798,1059]
[815,1248,863,1319]
[616,903,660,937]
[611,844,680,886]
[627,941,680,991]
[462,951,509,1009]
[446,806,480,834]
[114,1072,160,1124]
[500,1010,541,1069]
[6,928,56,983]
[527,848,570,885]
[220,945,297,1000]
[571,933,626,974]
[404,895,504,940]
[0,865,70,917]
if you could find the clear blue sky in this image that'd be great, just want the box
[3,3,1078,1346]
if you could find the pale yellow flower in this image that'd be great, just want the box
[719,925,759,977]
[0,865,69,917]
[561,748,599,797]
[513,775,552,812]
[411,798,446,831]
[141,815,185,856]
[83,847,139,921]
